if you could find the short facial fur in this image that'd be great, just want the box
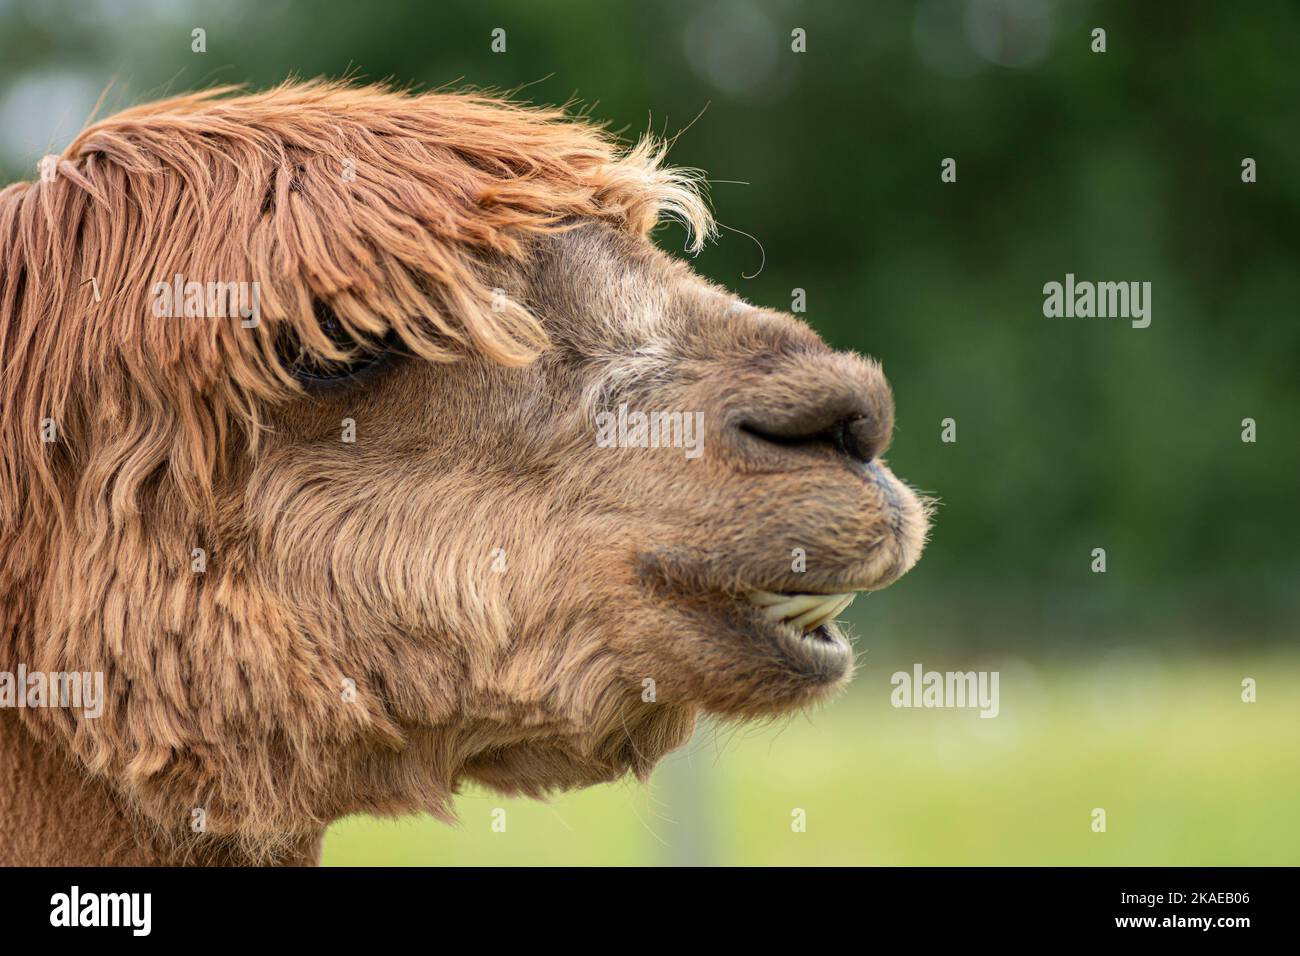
[0,82,928,862]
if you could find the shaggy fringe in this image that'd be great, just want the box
[0,79,714,532]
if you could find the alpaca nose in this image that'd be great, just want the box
[733,355,895,467]
[740,412,885,465]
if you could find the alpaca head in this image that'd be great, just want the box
[0,83,928,849]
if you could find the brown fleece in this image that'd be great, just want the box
[0,82,927,865]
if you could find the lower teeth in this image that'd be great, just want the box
[747,590,857,634]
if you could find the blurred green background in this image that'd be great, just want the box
[2,0,1295,865]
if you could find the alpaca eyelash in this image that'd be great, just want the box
[289,342,397,391]
[282,305,403,391]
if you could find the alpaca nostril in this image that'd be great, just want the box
[740,413,882,465]
[832,415,882,463]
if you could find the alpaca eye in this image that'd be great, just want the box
[281,304,399,389]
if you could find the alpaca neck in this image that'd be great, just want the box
[0,711,323,866]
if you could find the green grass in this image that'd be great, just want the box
[323,653,1300,865]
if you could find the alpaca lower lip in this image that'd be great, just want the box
[772,617,853,677]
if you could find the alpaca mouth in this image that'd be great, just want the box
[743,588,858,676]
[635,551,900,688]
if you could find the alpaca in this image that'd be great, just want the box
[0,82,929,866]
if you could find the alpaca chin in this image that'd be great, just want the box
[459,705,699,797]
